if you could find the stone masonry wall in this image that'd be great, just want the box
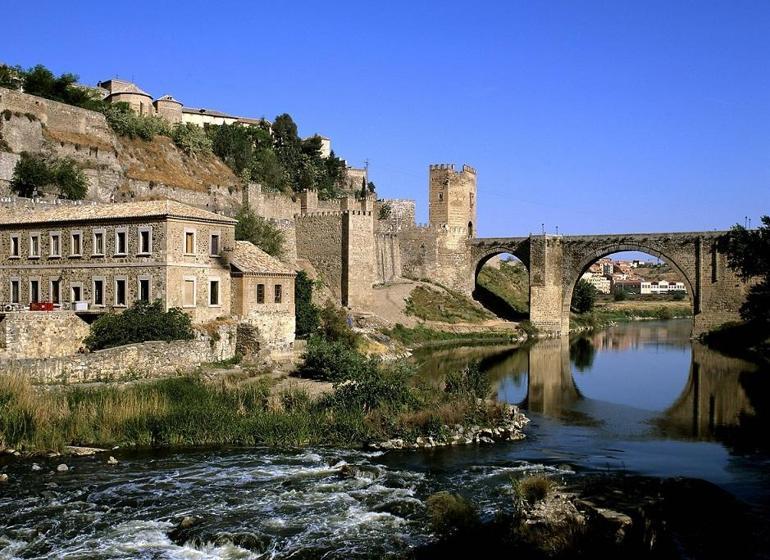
[295,213,343,300]
[375,198,416,233]
[0,311,90,359]
[343,211,375,308]
[1,320,237,384]
[374,233,401,283]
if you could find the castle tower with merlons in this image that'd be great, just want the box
[428,163,477,237]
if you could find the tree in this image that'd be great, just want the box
[10,152,51,197]
[20,65,104,110]
[359,176,368,199]
[571,279,597,314]
[0,64,23,89]
[10,153,88,200]
[235,205,285,257]
[295,271,319,338]
[725,216,770,326]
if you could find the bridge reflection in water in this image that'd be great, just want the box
[414,321,766,446]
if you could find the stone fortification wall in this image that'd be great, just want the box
[375,233,401,284]
[295,210,375,308]
[375,198,416,233]
[295,212,344,300]
[398,225,469,286]
[342,211,375,308]
[0,312,90,360]
[0,88,241,209]
[1,321,237,384]
[244,183,301,220]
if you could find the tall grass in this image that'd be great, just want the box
[0,362,511,453]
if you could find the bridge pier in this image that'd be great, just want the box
[528,235,569,334]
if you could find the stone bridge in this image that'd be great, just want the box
[466,231,748,336]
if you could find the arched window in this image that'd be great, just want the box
[468,221,474,237]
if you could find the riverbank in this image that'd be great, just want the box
[0,361,528,457]
[701,321,770,364]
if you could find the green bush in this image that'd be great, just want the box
[171,122,212,155]
[84,299,195,351]
[325,360,418,412]
[235,205,285,257]
[10,152,87,199]
[613,287,629,301]
[319,300,358,347]
[571,279,597,314]
[296,336,375,382]
[444,362,491,400]
[425,492,480,536]
[295,270,319,338]
[102,102,171,140]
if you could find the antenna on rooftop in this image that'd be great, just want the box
[541,223,545,235]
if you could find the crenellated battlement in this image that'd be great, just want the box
[295,210,372,219]
[429,163,455,171]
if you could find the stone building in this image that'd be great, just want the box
[0,200,296,349]
[97,79,155,115]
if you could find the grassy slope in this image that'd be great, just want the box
[476,262,529,314]
[405,285,494,324]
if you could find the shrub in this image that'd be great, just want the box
[425,492,479,536]
[571,279,597,314]
[296,336,376,382]
[318,300,357,347]
[295,271,319,338]
[171,122,212,155]
[513,475,555,505]
[326,360,417,412]
[10,152,87,199]
[84,299,194,351]
[613,287,628,301]
[235,205,285,257]
[102,103,171,140]
[378,202,392,220]
[444,362,491,400]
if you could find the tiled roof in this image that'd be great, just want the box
[181,107,237,119]
[156,94,182,104]
[227,240,294,275]
[98,79,153,98]
[0,200,237,226]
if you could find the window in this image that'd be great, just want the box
[138,278,150,302]
[49,233,61,257]
[209,278,220,306]
[71,232,82,256]
[210,233,220,256]
[184,230,196,255]
[183,278,196,307]
[29,280,39,303]
[438,192,444,202]
[115,279,126,306]
[256,283,265,304]
[29,234,40,258]
[10,279,20,304]
[9,235,20,258]
[138,227,152,254]
[71,284,82,302]
[115,230,127,255]
[93,279,104,306]
[274,284,282,304]
[50,280,60,304]
[93,230,105,255]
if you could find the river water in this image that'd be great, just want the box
[1,319,768,559]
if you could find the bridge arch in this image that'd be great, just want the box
[471,243,531,321]
[561,241,698,323]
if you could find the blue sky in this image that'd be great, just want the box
[3,0,768,238]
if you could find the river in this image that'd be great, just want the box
[1,319,768,559]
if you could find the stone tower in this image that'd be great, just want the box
[428,164,477,237]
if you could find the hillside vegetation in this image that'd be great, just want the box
[405,285,494,324]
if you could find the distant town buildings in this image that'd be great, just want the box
[580,272,611,294]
